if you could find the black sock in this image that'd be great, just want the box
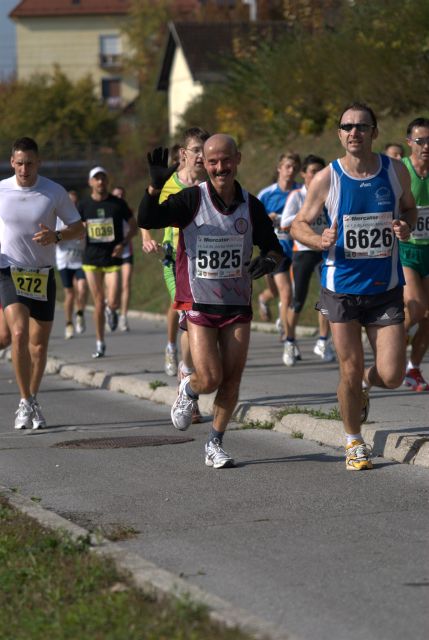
[184,381,199,400]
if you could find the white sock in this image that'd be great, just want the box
[181,363,194,376]
[346,433,363,445]
[96,340,105,350]
[167,342,176,352]
[407,360,419,371]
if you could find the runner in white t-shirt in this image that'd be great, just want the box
[0,137,84,430]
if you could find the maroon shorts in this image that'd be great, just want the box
[179,309,252,330]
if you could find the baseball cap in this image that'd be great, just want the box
[89,166,108,180]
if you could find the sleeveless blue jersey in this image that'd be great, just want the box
[322,154,404,294]
[257,181,300,258]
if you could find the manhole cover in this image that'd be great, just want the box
[53,435,194,449]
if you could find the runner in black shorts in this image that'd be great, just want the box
[0,137,84,430]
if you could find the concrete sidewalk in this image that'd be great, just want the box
[2,307,428,468]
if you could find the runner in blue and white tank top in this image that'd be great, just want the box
[322,153,404,295]
[291,102,417,472]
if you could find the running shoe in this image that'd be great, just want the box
[177,360,204,424]
[294,342,302,361]
[205,438,234,469]
[177,361,202,423]
[258,294,271,321]
[164,346,178,376]
[64,323,74,340]
[105,306,118,332]
[171,374,194,430]
[313,338,336,362]
[275,317,283,335]
[282,340,296,367]
[30,397,47,429]
[118,314,129,332]
[403,367,429,392]
[360,387,370,424]
[14,400,33,430]
[75,313,86,335]
[345,439,373,471]
[92,342,106,359]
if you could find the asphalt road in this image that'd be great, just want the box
[1,320,428,640]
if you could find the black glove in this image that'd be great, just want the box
[147,147,179,189]
[248,255,277,279]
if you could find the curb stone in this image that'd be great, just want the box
[0,486,297,640]
[2,344,429,469]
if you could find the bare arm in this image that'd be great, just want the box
[391,160,417,241]
[33,219,84,246]
[140,228,160,254]
[290,167,334,251]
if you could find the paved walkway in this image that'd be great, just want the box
[2,307,428,468]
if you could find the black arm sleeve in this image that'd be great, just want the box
[137,187,200,229]
[249,194,283,256]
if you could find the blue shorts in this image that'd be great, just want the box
[59,267,86,289]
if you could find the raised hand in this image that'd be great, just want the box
[147,147,179,190]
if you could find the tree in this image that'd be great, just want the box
[0,68,117,157]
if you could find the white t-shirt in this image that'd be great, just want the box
[0,175,80,268]
[281,185,327,252]
[55,217,85,270]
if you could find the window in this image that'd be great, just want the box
[99,35,122,68]
[101,78,121,109]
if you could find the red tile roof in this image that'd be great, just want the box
[10,0,131,18]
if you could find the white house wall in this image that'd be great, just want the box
[169,44,203,137]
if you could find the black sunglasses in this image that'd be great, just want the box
[409,137,429,146]
[339,123,375,132]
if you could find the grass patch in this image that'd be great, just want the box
[0,495,250,640]
[149,379,168,390]
[239,419,274,430]
[277,405,341,421]
[291,431,304,439]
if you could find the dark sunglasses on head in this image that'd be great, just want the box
[339,123,374,132]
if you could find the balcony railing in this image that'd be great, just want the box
[99,53,122,69]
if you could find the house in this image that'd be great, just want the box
[157,21,290,136]
[9,0,138,109]
[0,0,17,80]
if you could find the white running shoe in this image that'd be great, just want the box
[92,342,106,359]
[205,439,234,468]
[165,346,178,376]
[14,400,34,430]
[282,341,296,367]
[313,338,336,362]
[31,397,47,429]
[275,317,283,335]
[118,314,129,332]
[64,323,74,340]
[75,313,86,335]
[171,375,194,430]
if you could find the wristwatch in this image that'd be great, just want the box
[54,230,63,243]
